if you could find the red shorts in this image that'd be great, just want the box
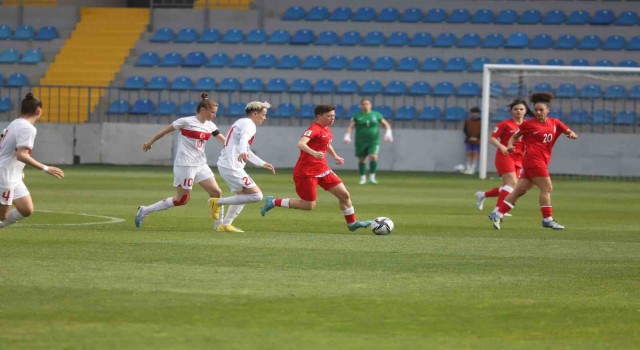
[294,171,343,202]
[495,155,522,177]
[520,167,550,179]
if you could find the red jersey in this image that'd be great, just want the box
[492,119,524,157]
[293,122,332,177]
[515,117,569,169]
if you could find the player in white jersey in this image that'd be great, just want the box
[0,93,64,228]
[136,93,226,228]
[208,101,276,232]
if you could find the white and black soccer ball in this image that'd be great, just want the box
[372,217,394,235]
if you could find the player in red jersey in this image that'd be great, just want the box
[259,104,372,232]
[475,99,527,213]
[489,93,578,230]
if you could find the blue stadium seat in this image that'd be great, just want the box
[400,8,423,23]
[315,31,337,45]
[107,100,129,115]
[418,106,441,121]
[198,28,221,43]
[12,25,34,40]
[506,83,528,97]
[592,109,613,124]
[254,53,276,68]
[542,10,566,24]
[124,76,145,90]
[545,58,565,66]
[241,78,263,92]
[377,7,400,22]
[615,11,638,26]
[0,25,12,40]
[267,29,291,45]
[522,58,541,65]
[494,9,517,24]
[159,52,182,67]
[580,84,603,98]
[409,32,432,47]
[348,104,361,117]
[362,31,385,46]
[385,32,409,46]
[519,9,542,24]
[361,80,383,94]
[433,32,456,47]
[409,81,431,96]
[614,111,636,125]
[131,99,154,115]
[533,83,553,93]
[195,77,216,91]
[384,81,407,95]
[292,29,314,44]
[349,55,371,70]
[505,32,528,48]
[469,57,491,72]
[282,6,305,20]
[325,55,348,70]
[329,7,352,21]
[245,29,267,44]
[591,10,615,25]
[277,54,301,69]
[337,80,359,94]
[229,53,253,68]
[372,56,395,71]
[0,49,20,63]
[300,103,315,118]
[602,35,626,50]
[150,28,174,42]
[338,31,361,46]
[578,35,602,50]
[554,35,577,49]
[496,57,516,65]
[206,53,229,67]
[447,9,471,23]
[421,57,444,71]
[631,85,640,99]
[567,10,590,25]
[433,81,455,96]
[148,76,169,90]
[570,58,589,66]
[627,36,640,51]
[334,104,348,119]
[171,76,193,90]
[492,107,510,121]
[0,97,14,112]
[290,79,311,93]
[471,9,494,23]
[34,26,58,41]
[549,108,564,119]
[301,55,324,69]
[352,7,376,22]
[314,79,336,93]
[604,85,626,98]
[182,51,206,67]
[228,102,246,117]
[482,33,505,48]
[424,8,446,23]
[458,82,480,96]
[490,82,504,96]
[306,6,329,21]
[445,107,466,121]
[178,101,198,116]
[457,33,481,48]
[218,78,240,91]
[6,73,28,86]
[395,106,417,121]
[620,59,639,67]
[265,78,287,93]
[272,103,296,118]
[444,57,467,71]
[373,105,393,118]
[175,28,197,43]
[529,34,553,49]
[397,56,419,71]
[568,110,590,124]
[221,28,243,43]
[595,59,614,67]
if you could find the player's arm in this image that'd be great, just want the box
[247,149,275,174]
[506,132,519,153]
[143,124,174,151]
[489,136,508,155]
[380,118,393,142]
[297,136,324,159]
[327,144,344,165]
[344,120,355,144]
[564,129,578,139]
[212,129,226,145]
[16,147,64,179]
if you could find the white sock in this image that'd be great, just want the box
[280,198,290,208]
[143,197,174,215]
[0,209,25,228]
[214,205,225,228]
[543,216,554,223]
[219,192,263,205]
[221,204,245,226]
[470,163,477,173]
[369,173,376,181]
[359,175,366,182]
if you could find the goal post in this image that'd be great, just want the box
[479,64,640,180]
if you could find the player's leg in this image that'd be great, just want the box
[356,141,368,184]
[469,147,479,174]
[493,172,518,212]
[367,145,380,184]
[464,143,473,174]
[261,176,317,216]
[197,169,224,229]
[490,177,533,229]
[531,176,563,230]
[0,182,33,228]
[136,166,194,228]
[217,186,262,232]
[322,173,371,231]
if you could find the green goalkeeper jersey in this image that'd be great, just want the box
[352,111,384,144]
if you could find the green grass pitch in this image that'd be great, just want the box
[1,166,639,349]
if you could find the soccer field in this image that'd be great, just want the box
[1,166,639,349]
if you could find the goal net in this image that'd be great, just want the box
[479,64,640,180]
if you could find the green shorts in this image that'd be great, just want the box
[355,142,380,157]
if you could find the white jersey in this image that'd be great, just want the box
[218,117,264,170]
[0,118,37,187]
[172,116,219,167]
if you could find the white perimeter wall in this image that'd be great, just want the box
[0,122,638,177]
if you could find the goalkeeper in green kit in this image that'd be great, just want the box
[344,99,393,185]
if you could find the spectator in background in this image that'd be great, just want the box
[462,107,481,175]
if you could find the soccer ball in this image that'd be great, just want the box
[372,217,394,235]
[453,164,465,172]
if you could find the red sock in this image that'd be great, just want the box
[343,207,356,224]
[484,187,500,198]
[497,201,514,215]
[541,206,552,219]
[275,198,282,206]
[495,185,514,209]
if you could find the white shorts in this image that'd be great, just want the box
[0,181,30,206]
[217,166,256,193]
[173,165,214,189]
